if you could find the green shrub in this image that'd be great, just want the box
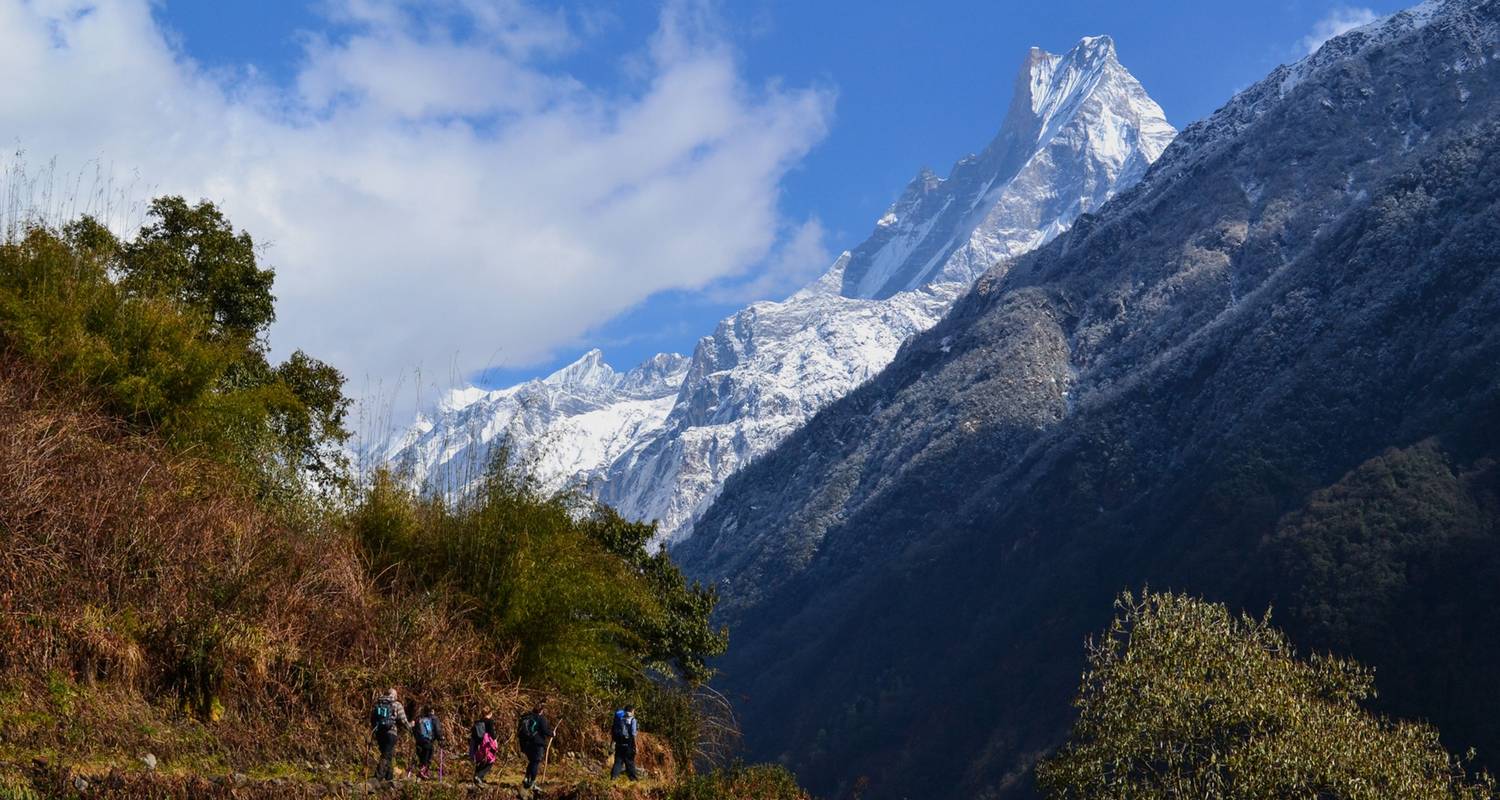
[583,507,726,685]
[670,763,810,800]
[351,461,726,702]
[1038,590,1496,799]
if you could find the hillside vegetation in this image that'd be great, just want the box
[1039,591,1494,799]
[0,200,797,799]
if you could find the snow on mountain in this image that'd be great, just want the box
[380,35,1175,543]
[677,3,1500,794]
[381,349,690,495]
[837,34,1174,300]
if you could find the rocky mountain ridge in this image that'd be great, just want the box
[676,1,1500,796]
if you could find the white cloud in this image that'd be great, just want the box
[0,0,833,426]
[705,217,832,304]
[1301,6,1379,54]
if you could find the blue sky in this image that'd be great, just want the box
[451,0,1406,386]
[3,0,1411,404]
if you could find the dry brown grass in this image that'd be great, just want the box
[0,354,670,778]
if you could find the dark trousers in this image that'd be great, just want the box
[374,729,398,779]
[415,739,434,772]
[611,742,639,779]
[524,744,547,783]
[473,759,493,783]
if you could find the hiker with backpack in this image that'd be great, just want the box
[517,702,556,790]
[469,711,499,785]
[370,688,412,781]
[610,705,640,780]
[412,706,445,780]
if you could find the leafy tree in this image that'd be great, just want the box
[0,224,228,430]
[117,196,275,344]
[583,505,728,684]
[0,199,350,490]
[1038,590,1496,800]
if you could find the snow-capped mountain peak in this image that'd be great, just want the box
[381,37,1176,545]
[541,348,615,390]
[838,35,1174,300]
[1027,35,1113,121]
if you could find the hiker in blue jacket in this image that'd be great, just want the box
[610,705,640,780]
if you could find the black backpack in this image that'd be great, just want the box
[611,713,631,744]
[517,713,542,747]
[416,716,437,742]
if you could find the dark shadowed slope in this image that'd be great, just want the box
[677,1,1500,797]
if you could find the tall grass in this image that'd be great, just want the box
[1,154,150,244]
[0,355,518,767]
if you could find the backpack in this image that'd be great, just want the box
[611,713,631,744]
[517,713,541,747]
[373,699,397,733]
[416,716,436,742]
[469,720,488,754]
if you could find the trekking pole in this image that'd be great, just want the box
[539,719,561,780]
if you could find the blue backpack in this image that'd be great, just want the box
[373,700,397,733]
[417,717,436,742]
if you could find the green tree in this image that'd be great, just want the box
[0,199,350,490]
[583,505,728,684]
[349,455,730,761]
[1038,590,1496,800]
[118,196,275,344]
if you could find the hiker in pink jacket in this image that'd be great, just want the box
[469,711,499,785]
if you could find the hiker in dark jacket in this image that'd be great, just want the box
[370,688,412,781]
[517,703,556,790]
[412,706,444,780]
[610,705,640,780]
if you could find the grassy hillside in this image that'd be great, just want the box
[0,201,802,799]
[0,352,513,772]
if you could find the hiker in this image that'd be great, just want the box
[469,711,499,785]
[517,702,556,790]
[610,705,640,780]
[370,688,412,781]
[413,706,445,780]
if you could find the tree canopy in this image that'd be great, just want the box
[0,197,350,490]
[1039,590,1495,800]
